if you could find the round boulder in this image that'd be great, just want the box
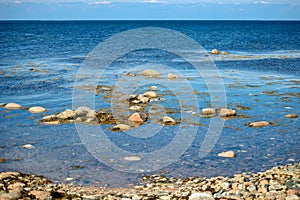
[5,102,21,109]
[28,106,46,113]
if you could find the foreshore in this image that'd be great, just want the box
[0,162,299,200]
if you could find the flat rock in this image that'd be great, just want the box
[163,116,176,125]
[220,108,237,117]
[249,121,270,127]
[201,108,216,115]
[43,121,60,125]
[167,73,178,80]
[113,124,130,131]
[74,107,90,117]
[141,69,160,77]
[5,103,21,109]
[143,91,158,98]
[129,105,143,111]
[189,192,214,200]
[0,172,20,180]
[221,51,229,55]
[285,113,298,118]
[22,144,35,149]
[123,156,141,161]
[218,150,235,158]
[57,109,74,119]
[28,106,46,113]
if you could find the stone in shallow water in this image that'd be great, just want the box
[249,121,270,127]
[150,86,157,90]
[123,156,141,161]
[43,120,60,125]
[56,109,74,119]
[143,91,158,98]
[28,106,46,113]
[201,108,216,115]
[5,103,21,109]
[22,144,34,149]
[141,69,160,77]
[218,150,235,158]
[113,124,130,131]
[129,113,147,124]
[219,108,237,117]
[211,49,220,54]
[285,113,298,118]
[129,105,142,111]
[163,116,176,125]
[167,73,178,80]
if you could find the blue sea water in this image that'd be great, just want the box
[0,20,299,187]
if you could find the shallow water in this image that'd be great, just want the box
[0,21,299,187]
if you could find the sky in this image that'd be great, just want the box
[0,0,299,20]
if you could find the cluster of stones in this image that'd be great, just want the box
[41,107,115,125]
[1,162,299,200]
[210,49,230,55]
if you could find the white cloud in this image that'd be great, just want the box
[88,0,111,5]
[143,0,167,3]
[254,1,269,4]
[15,0,21,3]
[219,2,223,4]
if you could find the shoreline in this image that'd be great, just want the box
[1,162,299,199]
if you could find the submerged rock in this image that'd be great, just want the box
[162,116,176,125]
[221,51,229,55]
[5,103,21,109]
[28,106,46,113]
[167,73,178,80]
[113,124,130,131]
[141,69,160,77]
[219,108,237,117]
[129,105,143,111]
[249,121,270,127]
[218,150,235,158]
[285,114,298,118]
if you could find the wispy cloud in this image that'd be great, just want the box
[15,0,22,3]
[143,0,167,4]
[88,0,111,5]
[254,1,269,4]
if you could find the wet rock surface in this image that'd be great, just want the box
[0,162,299,199]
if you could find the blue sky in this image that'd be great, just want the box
[0,0,299,20]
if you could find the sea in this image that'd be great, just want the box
[0,20,299,187]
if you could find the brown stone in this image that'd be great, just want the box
[285,114,298,118]
[249,121,270,127]
[217,150,235,158]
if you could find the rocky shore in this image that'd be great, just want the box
[0,162,299,200]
